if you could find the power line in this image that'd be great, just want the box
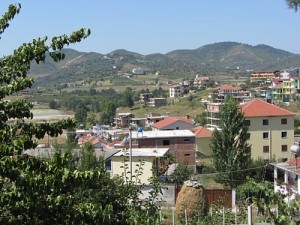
[197,165,268,177]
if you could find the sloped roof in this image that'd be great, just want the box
[152,117,194,129]
[192,126,213,138]
[240,99,295,117]
[216,85,241,91]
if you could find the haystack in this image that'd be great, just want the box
[175,181,205,218]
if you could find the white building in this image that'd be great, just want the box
[111,148,170,184]
[169,85,184,98]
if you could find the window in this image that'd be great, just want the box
[281,118,287,125]
[263,132,269,139]
[176,127,179,130]
[281,145,288,152]
[163,140,170,146]
[184,153,191,156]
[246,133,251,139]
[244,120,251,126]
[183,138,190,142]
[262,119,269,126]
[263,146,269,153]
[281,131,287,139]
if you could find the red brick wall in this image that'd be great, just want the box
[133,137,196,165]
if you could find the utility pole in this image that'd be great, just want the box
[129,127,133,181]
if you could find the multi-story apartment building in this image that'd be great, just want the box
[194,77,215,89]
[271,78,300,102]
[214,85,251,102]
[206,98,295,160]
[139,93,153,103]
[241,99,295,160]
[250,70,280,83]
[169,85,184,98]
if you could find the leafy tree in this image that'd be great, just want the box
[100,100,116,125]
[210,96,251,188]
[170,164,194,186]
[0,4,161,224]
[49,99,60,109]
[286,0,300,11]
[74,102,88,124]
[121,87,134,107]
[79,142,100,171]
[238,179,300,225]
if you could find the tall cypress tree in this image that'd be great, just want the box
[210,96,251,188]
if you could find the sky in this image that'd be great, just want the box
[0,0,300,56]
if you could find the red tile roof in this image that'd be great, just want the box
[240,99,295,117]
[192,126,213,138]
[287,157,300,167]
[78,135,107,145]
[216,85,241,91]
[152,117,193,129]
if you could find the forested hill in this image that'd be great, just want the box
[29,42,300,87]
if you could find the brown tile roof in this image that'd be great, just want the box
[192,126,213,138]
[240,99,295,117]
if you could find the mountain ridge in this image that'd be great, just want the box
[29,41,300,87]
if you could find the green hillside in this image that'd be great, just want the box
[29,42,300,88]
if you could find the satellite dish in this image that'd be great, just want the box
[291,144,300,156]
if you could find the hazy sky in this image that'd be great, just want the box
[0,0,300,56]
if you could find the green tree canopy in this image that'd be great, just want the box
[0,4,161,224]
[210,96,251,188]
[286,0,300,11]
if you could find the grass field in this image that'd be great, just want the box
[117,89,213,119]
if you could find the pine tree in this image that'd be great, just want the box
[210,96,251,188]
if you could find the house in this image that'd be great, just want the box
[169,85,184,98]
[132,68,146,75]
[92,124,111,137]
[114,112,134,128]
[152,116,195,131]
[129,130,196,167]
[148,97,167,107]
[241,99,295,160]
[252,86,272,102]
[192,126,213,157]
[214,85,251,102]
[272,157,300,201]
[139,93,153,103]
[111,147,170,184]
[130,118,146,128]
[194,77,215,89]
[145,113,166,127]
[78,135,107,149]
[250,70,280,83]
